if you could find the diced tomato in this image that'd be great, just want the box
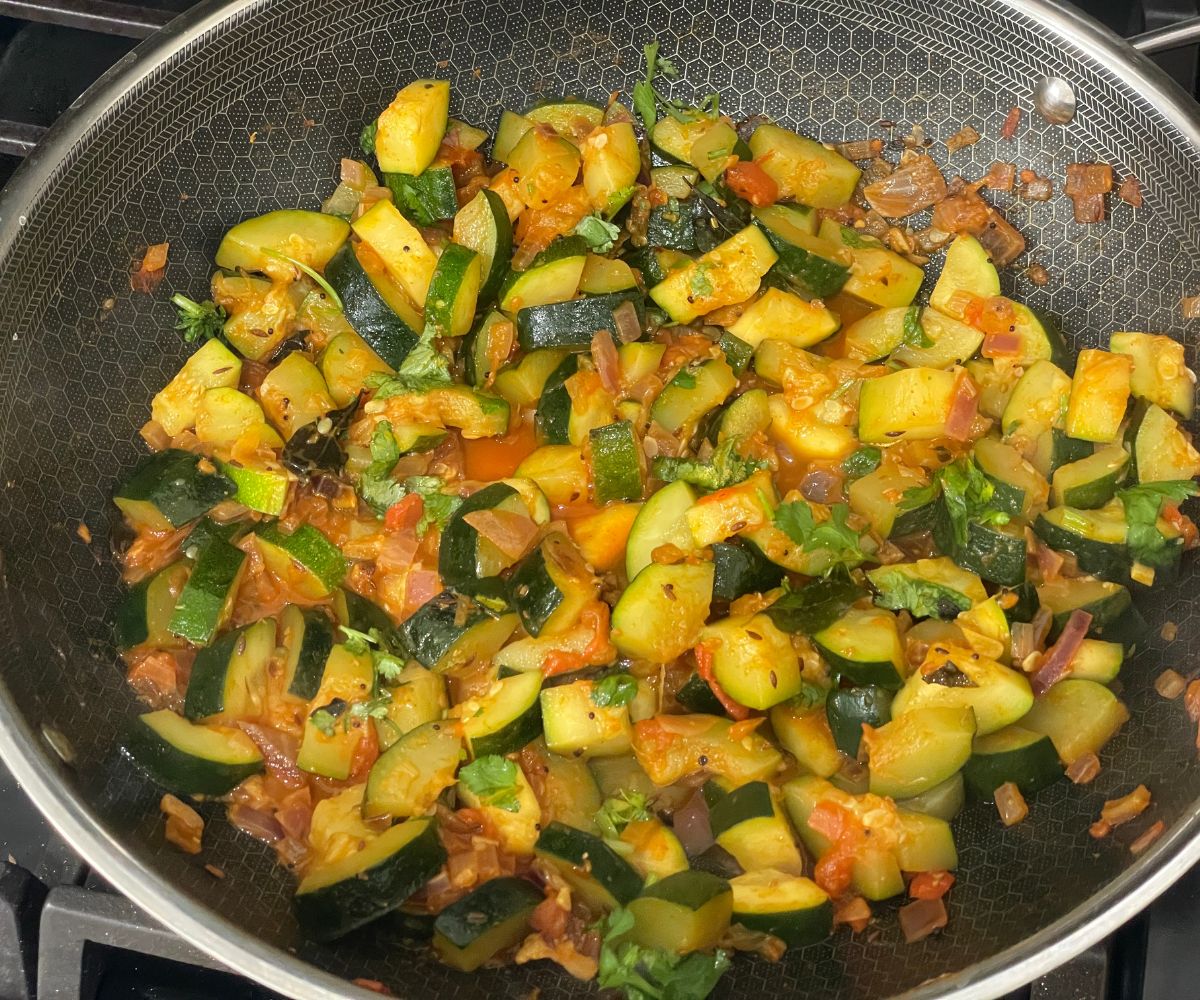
[909,870,956,900]
[725,160,779,207]
[462,420,537,481]
[808,801,866,898]
[384,493,424,533]
[694,643,751,721]
[347,717,380,782]
[1163,502,1198,549]
[542,602,616,676]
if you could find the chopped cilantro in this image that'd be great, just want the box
[591,673,639,708]
[171,294,226,344]
[404,474,463,535]
[595,790,652,840]
[653,437,767,492]
[1118,481,1198,569]
[596,906,732,1000]
[791,679,830,711]
[575,214,622,253]
[688,265,714,299]
[671,368,698,390]
[838,226,875,249]
[936,456,1010,550]
[841,446,882,478]
[902,305,933,348]
[357,421,406,514]
[359,119,378,156]
[774,500,864,566]
[459,755,521,812]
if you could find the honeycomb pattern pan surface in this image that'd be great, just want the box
[1,0,1200,997]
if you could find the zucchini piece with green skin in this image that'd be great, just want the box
[453,189,513,306]
[534,821,643,910]
[123,710,264,796]
[535,744,604,832]
[1020,678,1129,764]
[517,289,645,351]
[1032,428,1095,479]
[494,347,572,409]
[152,340,244,438]
[1071,638,1124,683]
[217,459,290,517]
[826,686,892,757]
[375,80,449,175]
[728,287,840,350]
[698,613,803,710]
[256,523,346,600]
[1110,331,1196,419]
[624,479,698,579]
[1036,577,1148,648]
[752,205,849,299]
[936,512,1028,588]
[814,609,905,689]
[582,122,640,213]
[432,877,543,972]
[168,537,247,645]
[930,234,999,316]
[729,870,832,948]
[770,703,841,778]
[589,420,644,504]
[867,558,987,620]
[710,781,805,874]
[1001,358,1072,442]
[524,98,605,139]
[718,333,755,379]
[214,209,349,274]
[398,590,519,673]
[1051,444,1129,509]
[974,436,1050,516]
[629,871,733,954]
[295,644,376,779]
[1066,348,1132,443]
[611,561,714,663]
[857,367,960,443]
[620,818,688,879]
[493,109,533,162]
[183,617,275,720]
[650,358,737,433]
[588,754,657,802]
[649,225,778,324]
[461,670,543,756]
[890,308,984,370]
[842,305,906,362]
[439,481,527,597]
[818,219,924,308]
[650,116,715,164]
[710,540,784,602]
[535,353,579,446]
[422,243,481,339]
[114,449,236,533]
[646,196,699,250]
[847,465,935,539]
[892,644,1033,736]
[541,680,632,758]
[962,725,1063,799]
[499,238,588,314]
[651,164,700,199]
[377,663,447,747]
[362,720,461,820]
[1129,401,1200,483]
[337,588,405,654]
[113,561,190,651]
[294,816,446,941]
[748,124,861,207]
[510,532,597,637]
[863,706,977,799]
[383,166,458,226]
[352,200,439,307]
[675,672,728,715]
[896,772,966,821]
[321,330,394,406]
[1033,504,1136,583]
[463,311,514,388]
[580,255,639,295]
[257,353,337,441]
[324,243,421,369]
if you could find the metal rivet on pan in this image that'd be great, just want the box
[1033,76,1077,124]
[41,724,76,765]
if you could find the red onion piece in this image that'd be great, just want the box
[899,897,948,943]
[1030,609,1092,695]
[237,723,307,788]
[944,372,979,441]
[800,468,843,504]
[671,787,715,858]
[228,804,284,843]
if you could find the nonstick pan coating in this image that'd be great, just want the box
[1,0,1200,997]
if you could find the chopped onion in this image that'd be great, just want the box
[721,924,787,962]
[1000,106,1022,140]
[1030,609,1091,695]
[1026,263,1050,286]
[591,329,621,394]
[1130,820,1165,856]
[1186,679,1200,722]
[994,781,1028,826]
[1182,295,1200,320]
[1018,172,1053,201]
[977,209,1026,266]
[1100,784,1152,827]
[944,371,979,441]
[863,155,947,218]
[833,896,871,932]
[898,897,948,943]
[1065,163,1113,224]
[612,299,642,344]
[800,468,843,504]
[835,138,884,161]
[982,162,1016,191]
[931,189,990,235]
[946,125,981,153]
[1155,669,1187,700]
[1118,174,1143,208]
[237,723,306,788]
[1066,752,1101,785]
[161,794,204,855]
[461,509,539,560]
[229,803,284,843]
[671,787,715,857]
[1161,621,1179,642]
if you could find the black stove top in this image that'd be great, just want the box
[1,0,1199,997]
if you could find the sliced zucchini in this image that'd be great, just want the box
[847,464,932,538]
[113,561,190,652]
[974,436,1049,516]
[463,311,515,388]
[753,205,850,299]
[517,289,644,351]
[257,353,336,441]
[770,703,841,778]
[813,608,905,689]
[890,308,984,370]
[1033,504,1132,583]
[362,720,461,820]
[510,532,598,637]
[294,644,375,779]
[710,539,784,602]
[493,109,533,162]
[324,242,421,369]
[729,870,832,948]
[590,420,645,505]
[698,613,802,710]
[1031,429,1095,480]
[1051,444,1129,509]
[378,663,448,747]
[611,561,714,663]
[1071,638,1124,683]
[1021,678,1129,764]
[124,710,263,796]
[320,331,394,406]
[825,685,893,757]
[500,243,588,314]
[1036,577,1147,648]
[582,122,641,213]
[438,481,528,597]
[398,590,519,673]
[113,449,236,533]
[892,644,1033,736]
[857,367,959,443]
[624,479,698,579]
[896,772,966,821]
[514,443,589,506]
[423,243,481,339]
[432,877,543,972]
[862,706,977,799]
[1001,359,1072,444]
[383,166,459,227]
[459,670,543,756]
[631,713,783,787]
[294,816,445,940]
[375,79,450,175]
[929,235,999,317]
[534,821,642,910]
[1110,331,1195,418]
[580,255,638,295]
[167,537,247,645]
[183,617,274,720]
[541,680,632,758]
[214,209,349,274]
[620,818,689,880]
[452,189,514,306]
[506,127,582,210]
[939,515,1028,589]
[351,200,438,308]
[650,358,737,434]
[524,98,604,141]
[868,558,987,620]
[629,870,733,954]
[710,781,804,874]
[842,305,906,362]
[962,725,1062,799]
[728,287,839,350]
[748,124,860,207]
[1130,402,1200,483]
[535,745,604,831]
[649,225,778,324]
[256,522,346,599]
[819,219,923,308]
[1065,349,1132,443]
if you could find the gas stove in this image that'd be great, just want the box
[1,1,1199,997]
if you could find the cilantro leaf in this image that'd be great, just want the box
[597,906,732,1000]
[459,755,521,812]
[374,652,405,682]
[357,421,406,514]
[841,446,882,478]
[899,481,939,511]
[339,624,377,654]
[337,624,406,682]
[1118,480,1198,569]
[632,42,663,135]
[591,673,639,708]
[774,501,864,565]
[870,568,971,619]
[404,475,463,535]
[359,119,378,156]
[308,706,339,737]
[171,294,226,344]
[935,457,1009,550]
[595,790,652,840]
[575,214,622,252]
[902,305,933,348]
[652,437,767,492]
[688,265,714,299]
[367,338,453,398]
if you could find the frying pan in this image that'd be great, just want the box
[1,0,1200,997]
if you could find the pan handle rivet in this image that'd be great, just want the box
[1033,76,1077,124]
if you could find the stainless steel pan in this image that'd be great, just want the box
[1,0,1200,996]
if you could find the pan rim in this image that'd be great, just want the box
[0,0,1198,997]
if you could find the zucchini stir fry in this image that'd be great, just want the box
[113,61,1198,994]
